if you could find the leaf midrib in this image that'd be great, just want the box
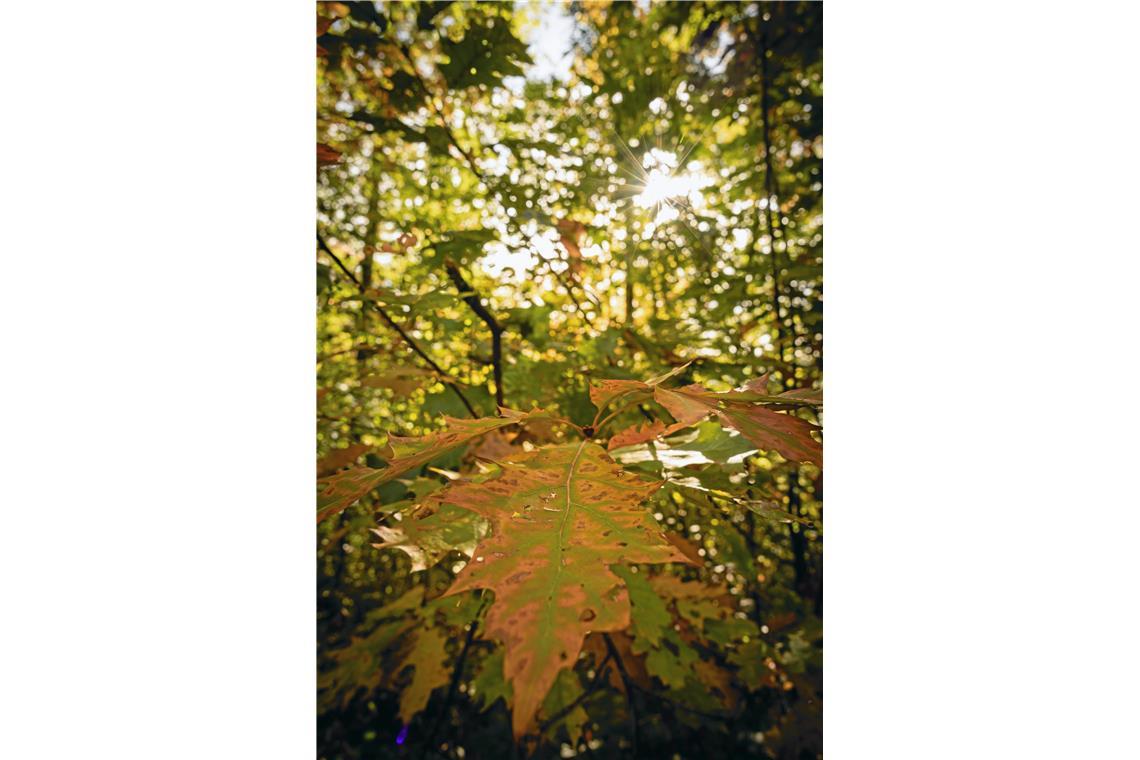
[537,439,588,661]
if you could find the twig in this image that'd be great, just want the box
[421,593,490,760]
[391,43,601,327]
[626,679,734,721]
[317,234,479,418]
[602,633,639,757]
[445,260,505,408]
[536,651,613,734]
[753,17,797,386]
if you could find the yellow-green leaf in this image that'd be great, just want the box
[394,625,452,723]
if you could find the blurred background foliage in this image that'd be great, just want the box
[317,1,822,758]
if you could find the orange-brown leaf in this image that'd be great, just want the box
[606,420,666,451]
[316,408,546,522]
[654,385,821,466]
[317,443,370,477]
[440,441,692,737]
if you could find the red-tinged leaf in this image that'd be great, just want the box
[317,142,342,167]
[317,443,370,477]
[654,385,822,466]
[779,386,823,404]
[588,363,691,412]
[588,378,651,412]
[606,420,666,451]
[439,441,693,738]
[469,429,519,461]
[740,373,771,394]
[316,408,547,522]
[652,385,713,426]
[709,400,821,466]
[592,367,820,462]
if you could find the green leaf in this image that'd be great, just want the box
[612,566,672,648]
[393,625,451,722]
[539,669,590,745]
[372,503,488,572]
[471,648,511,712]
[439,19,532,90]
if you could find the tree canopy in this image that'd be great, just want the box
[317,2,822,758]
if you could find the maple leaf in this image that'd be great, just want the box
[655,385,822,466]
[613,566,699,689]
[605,415,705,452]
[316,407,545,522]
[471,649,511,712]
[616,569,753,711]
[319,588,425,711]
[317,443,370,477]
[539,669,590,745]
[594,367,822,466]
[371,502,487,572]
[392,625,451,723]
[778,386,823,404]
[588,363,689,412]
[439,441,693,737]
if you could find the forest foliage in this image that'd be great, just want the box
[317,2,822,758]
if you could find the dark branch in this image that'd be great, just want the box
[602,633,639,756]
[421,594,489,760]
[536,651,614,734]
[389,42,601,327]
[626,678,736,721]
[445,260,505,407]
[317,234,479,417]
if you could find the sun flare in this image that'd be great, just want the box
[633,149,713,211]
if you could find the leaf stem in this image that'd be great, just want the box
[593,396,649,437]
[421,593,490,760]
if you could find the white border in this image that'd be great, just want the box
[828,2,1140,756]
[4,2,314,756]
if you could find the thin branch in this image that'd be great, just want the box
[602,633,639,757]
[536,651,614,734]
[421,593,490,760]
[317,234,479,418]
[445,259,505,408]
[594,397,650,438]
[391,43,601,327]
[754,17,797,387]
[626,679,735,721]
